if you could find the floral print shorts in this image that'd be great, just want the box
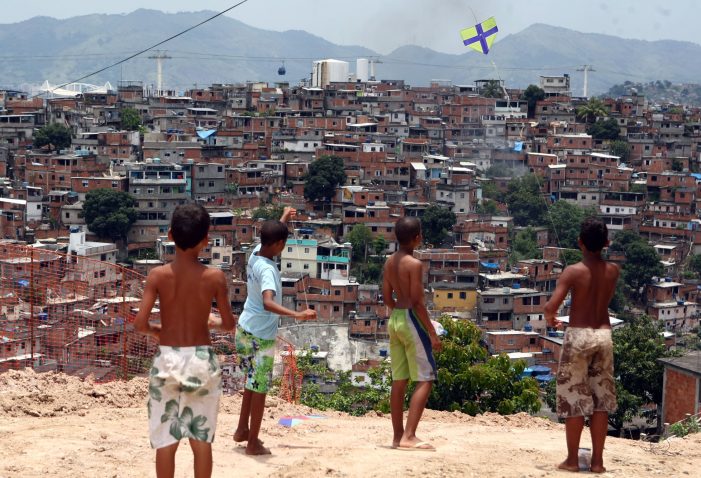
[147,345,221,449]
[235,326,276,394]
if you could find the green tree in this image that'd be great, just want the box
[521,85,545,118]
[481,80,504,99]
[120,107,142,131]
[548,201,595,249]
[372,235,388,257]
[608,140,631,163]
[609,230,643,254]
[428,318,541,415]
[671,158,684,172]
[420,205,456,247]
[346,224,373,262]
[304,155,346,203]
[608,278,628,314]
[621,242,663,295]
[252,204,284,221]
[688,254,701,277]
[576,98,608,124]
[33,123,72,151]
[612,314,675,432]
[511,227,541,262]
[481,181,503,202]
[505,175,547,227]
[298,352,392,416]
[587,118,620,140]
[559,248,583,266]
[82,189,137,243]
[476,199,499,216]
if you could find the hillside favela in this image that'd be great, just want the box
[1,4,701,478]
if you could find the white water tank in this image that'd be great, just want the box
[312,59,350,88]
[356,58,369,83]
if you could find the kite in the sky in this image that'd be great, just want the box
[460,16,498,54]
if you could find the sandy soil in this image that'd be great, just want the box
[1,370,700,478]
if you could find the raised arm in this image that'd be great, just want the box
[544,266,575,328]
[280,206,297,225]
[134,271,160,339]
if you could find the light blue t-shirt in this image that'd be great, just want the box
[238,244,282,340]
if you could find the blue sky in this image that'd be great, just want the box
[3,0,698,54]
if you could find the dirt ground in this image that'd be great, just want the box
[1,370,699,478]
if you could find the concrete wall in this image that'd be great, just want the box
[278,324,387,371]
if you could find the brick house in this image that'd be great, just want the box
[659,352,701,425]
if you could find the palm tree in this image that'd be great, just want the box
[576,98,608,124]
[481,80,504,99]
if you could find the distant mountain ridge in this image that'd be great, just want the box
[1,10,701,95]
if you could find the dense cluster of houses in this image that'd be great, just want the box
[1,70,701,422]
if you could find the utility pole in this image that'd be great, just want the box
[576,65,595,98]
[148,51,172,95]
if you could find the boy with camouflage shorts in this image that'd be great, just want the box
[544,218,619,474]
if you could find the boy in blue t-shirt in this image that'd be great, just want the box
[234,207,316,455]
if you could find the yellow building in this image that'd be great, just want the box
[431,282,478,313]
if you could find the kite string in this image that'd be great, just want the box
[291,218,310,313]
[467,5,479,25]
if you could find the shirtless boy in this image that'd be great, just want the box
[135,203,236,478]
[544,217,619,473]
[383,216,442,451]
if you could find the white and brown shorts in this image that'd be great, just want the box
[556,327,617,418]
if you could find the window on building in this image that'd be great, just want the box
[303,264,309,270]
[304,248,309,253]
[334,290,341,296]
[447,293,453,299]
[333,306,340,312]
[288,247,292,253]
[286,263,292,268]
[460,292,467,299]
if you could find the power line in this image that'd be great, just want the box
[35,0,250,97]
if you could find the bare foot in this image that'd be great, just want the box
[557,460,580,472]
[245,441,271,455]
[589,464,606,473]
[233,428,249,442]
[398,436,435,451]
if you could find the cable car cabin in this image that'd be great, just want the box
[278,62,286,75]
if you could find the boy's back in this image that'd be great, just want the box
[383,251,422,309]
[563,259,619,329]
[151,261,229,346]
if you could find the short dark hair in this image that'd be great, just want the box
[261,220,289,246]
[395,216,421,245]
[579,217,608,252]
[170,203,210,250]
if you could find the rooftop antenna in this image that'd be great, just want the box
[148,50,172,95]
[576,65,595,98]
